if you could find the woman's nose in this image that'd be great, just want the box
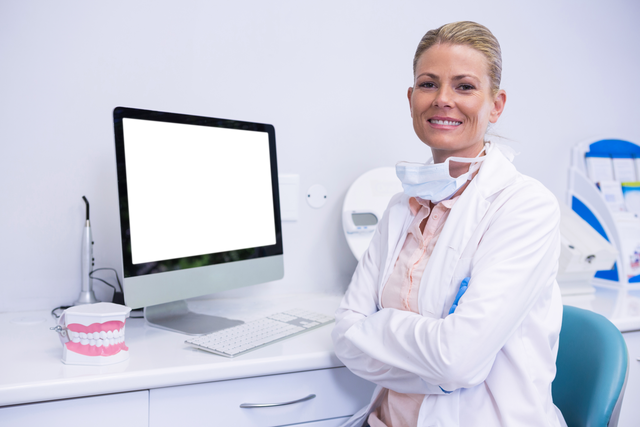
[433,87,453,108]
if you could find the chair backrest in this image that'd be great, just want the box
[552,305,629,427]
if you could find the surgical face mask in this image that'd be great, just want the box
[396,148,486,203]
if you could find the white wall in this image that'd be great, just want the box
[1,0,639,312]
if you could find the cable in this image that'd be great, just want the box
[91,277,116,292]
[89,268,123,292]
[50,268,139,319]
[51,306,71,319]
[89,268,125,304]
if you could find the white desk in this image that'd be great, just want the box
[4,289,640,426]
[0,293,375,427]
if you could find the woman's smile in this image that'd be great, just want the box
[428,116,463,129]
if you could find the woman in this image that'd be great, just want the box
[332,22,566,427]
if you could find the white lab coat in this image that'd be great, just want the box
[332,143,566,427]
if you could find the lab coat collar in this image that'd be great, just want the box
[441,142,519,254]
[474,142,519,200]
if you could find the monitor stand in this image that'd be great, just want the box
[144,300,243,335]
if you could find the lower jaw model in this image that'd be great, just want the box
[63,320,129,365]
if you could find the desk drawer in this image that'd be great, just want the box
[149,367,374,427]
[0,391,148,427]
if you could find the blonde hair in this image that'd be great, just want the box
[413,21,502,94]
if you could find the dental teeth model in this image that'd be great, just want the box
[52,302,132,366]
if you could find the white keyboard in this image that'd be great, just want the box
[185,309,334,358]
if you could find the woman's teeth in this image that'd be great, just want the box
[430,119,461,126]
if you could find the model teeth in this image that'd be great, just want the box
[430,119,461,126]
[68,328,125,346]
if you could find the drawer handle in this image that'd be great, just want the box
[239,394,316,408]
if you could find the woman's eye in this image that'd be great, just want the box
[417,82,436,89]
[458,84,475,91]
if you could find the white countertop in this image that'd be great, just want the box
[562,285,640,332]
[4,285,640,408]
[0,293,344,407]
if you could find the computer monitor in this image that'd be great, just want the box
[113,107,284,335]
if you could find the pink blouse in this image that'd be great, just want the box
[368,195,461,427]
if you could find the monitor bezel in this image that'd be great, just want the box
[113,107,284,308]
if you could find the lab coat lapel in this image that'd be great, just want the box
[441,181,490,254]
[418,182,490,318]
[418,144,518,318]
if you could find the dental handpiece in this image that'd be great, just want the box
[75,196,98,305]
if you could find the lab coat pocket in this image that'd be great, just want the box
[421,250,471,318]
[452,257,473,282]
[445,257,473,316]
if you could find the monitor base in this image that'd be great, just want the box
[144,300,243,335]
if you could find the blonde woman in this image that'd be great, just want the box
[333,22,566,427]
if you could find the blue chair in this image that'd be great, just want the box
[552,305,629,427]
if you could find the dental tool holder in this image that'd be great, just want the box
[568,138,640,289]
[52,302,132,365]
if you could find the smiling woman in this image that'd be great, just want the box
[408,22,507,170]
[409,43,506,165]
[333,22,566,427]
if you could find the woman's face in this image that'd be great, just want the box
[408,43,506,162]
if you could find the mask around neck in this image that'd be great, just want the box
[396,146,486,203]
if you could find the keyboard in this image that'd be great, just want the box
[184,309,334,358]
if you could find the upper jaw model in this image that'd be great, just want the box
[53,303,132,366]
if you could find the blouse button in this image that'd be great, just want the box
[433,214,439,219]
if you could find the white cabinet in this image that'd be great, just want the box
[0,390,149,427]
[149,367,374,427]
[0,369,373,427]
[618,331,640,427]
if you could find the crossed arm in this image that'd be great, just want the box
[332,188,560,394]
